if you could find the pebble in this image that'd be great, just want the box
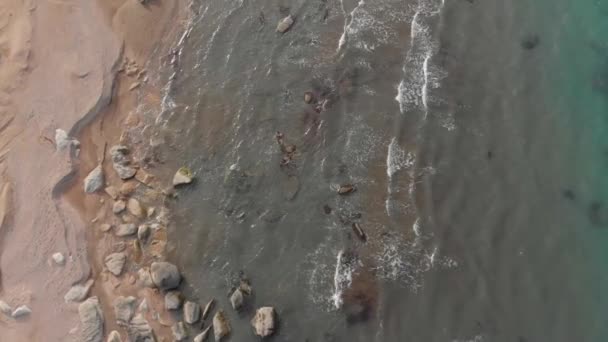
[184,301,201,324]
[172,321,188,341]
[337,184,356,195]
[11,305,31,318]
[164,291,182,310]
[120,182,138,196]
[52,252,66,265]
[304,92,314,104]
[100,223,112,232]
[105,252,127,276]
[115,223,137,237]
[113,200,126,214]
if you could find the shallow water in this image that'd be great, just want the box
[143,0,608,340]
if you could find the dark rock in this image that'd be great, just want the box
[323,205,332,214]
[521,34,540,50]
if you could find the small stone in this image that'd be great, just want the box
[146,207,155,217]
[201,299,215,321]
[213,310,231,341]
[129,82,141,91]
[194,325,212,342]
[138,267,155,288]
[113,163,137,180]
[107,330,122,342]
[173,167,193,187]
[164,291,182,310]
[84,165,105,193]
[105,186,120,200]
[230,289,244,311]
[52,252,66,265]
[115,223,137,237]
[150,261,181,290]
[0,300,12,316]
[127,198,144,218]
[304,92,314,104]
[337,184,356,195]
[11,305,31,318]
[172,322,188,341]
[105,253,126,276]
[276,14,295,33]
[120,182,138,196]
[251,307,278,337]
[100,224,112,232]
[113,200,126,214]
[65,279,95,303]
[113,296,136,326]
[55,129,72,150]
[127,314,154,342]
[79,297,104,342]
[183,301,200,324]
[110,145,129,164]
[137,224,150,242]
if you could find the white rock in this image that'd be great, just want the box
[276,15,295,33]
[105,253,126,276]
[11,305,31,318]
[52,252,66,265]
[172,321,188,341]
[84,165,105,193]
[107,330,122,342]
[165,291,181,310]
[251,306,278,337]
[64,279,95,303]
[172,167,193,187]
[183,301,200,324]
[194,325,212,342]
[55,129,72,150]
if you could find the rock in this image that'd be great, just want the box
[127,314,155,342]
[230,289,244,311]
[105,253,126,276]
[105,186,120,200]
[128,198,144,218]
[65,279,95,303]
[138,298,149,313]
[183,301,200,324]
[120,182,138,196]
[351,222,367,242]
[137,224,151,242]
[146,207,155,217]
[11,305,31,318]
[164,291,181,310]
[114,296,136,326]
[150,261,181,290]
[201,299,215,320]
[52,252,66,265]
[172,322,188,341]
[116,223,137,237]
[100,223,112,232]
[135,170,154,185]
[213,310,231,341]
[55,129,72,150]
[79,297,104,342]
[114,163,137,180]
[239,279,252,295]
[194,325,212,342]
[337,184,356,195]
[276,14,295,33]
[129,82,141,91]
[113,200,127,214]
[110,145,130,164]
[251,307,277,337]
[107,330,122,342]
[0,300,12,316]
[173,167,193,187]
[304,92,314,104]
[138,267,155,288]
[84,165,105,193]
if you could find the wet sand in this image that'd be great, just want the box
[0,0,187,340]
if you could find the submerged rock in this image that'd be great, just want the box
[194,325,212,342]
[11,305,31,318]
[164,291,182,310]
[127,314,155,342]
[213,310,231,341]
[114,296,136,326]
[351,223,367,242]
[173,167,193,187]
[64,279,95,303]
[116,223,137,237]
[251,307,278,337]
[107,330,122,342]
[79,297,104,342]
[150,261,181,290]
[84,165,105,193]
[172,322,188,341]
[184,301,201,324]
[276,14,294,33]
[105,253,127,276]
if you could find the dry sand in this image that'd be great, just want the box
[0,0,187,340]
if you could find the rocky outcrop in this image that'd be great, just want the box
[84,165,104,193]
[78,297,104,342]
[105,252,126,276]
[251,307,278,337]
[150,261,181,290]
[114,296,136,326]
[213,310,230,341]
[183,301,200,324]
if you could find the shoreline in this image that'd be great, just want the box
[0,0,190,340]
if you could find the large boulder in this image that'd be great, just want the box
[183,301,200,324]
[84,165,104,193]
[105,253,127,276]
[79,297,104,342]
[213,310,230,341]
[150,262,181,290]
[251,307,278,337]
[114,296,136,326]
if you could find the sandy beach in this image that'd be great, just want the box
[0,0,187,340]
